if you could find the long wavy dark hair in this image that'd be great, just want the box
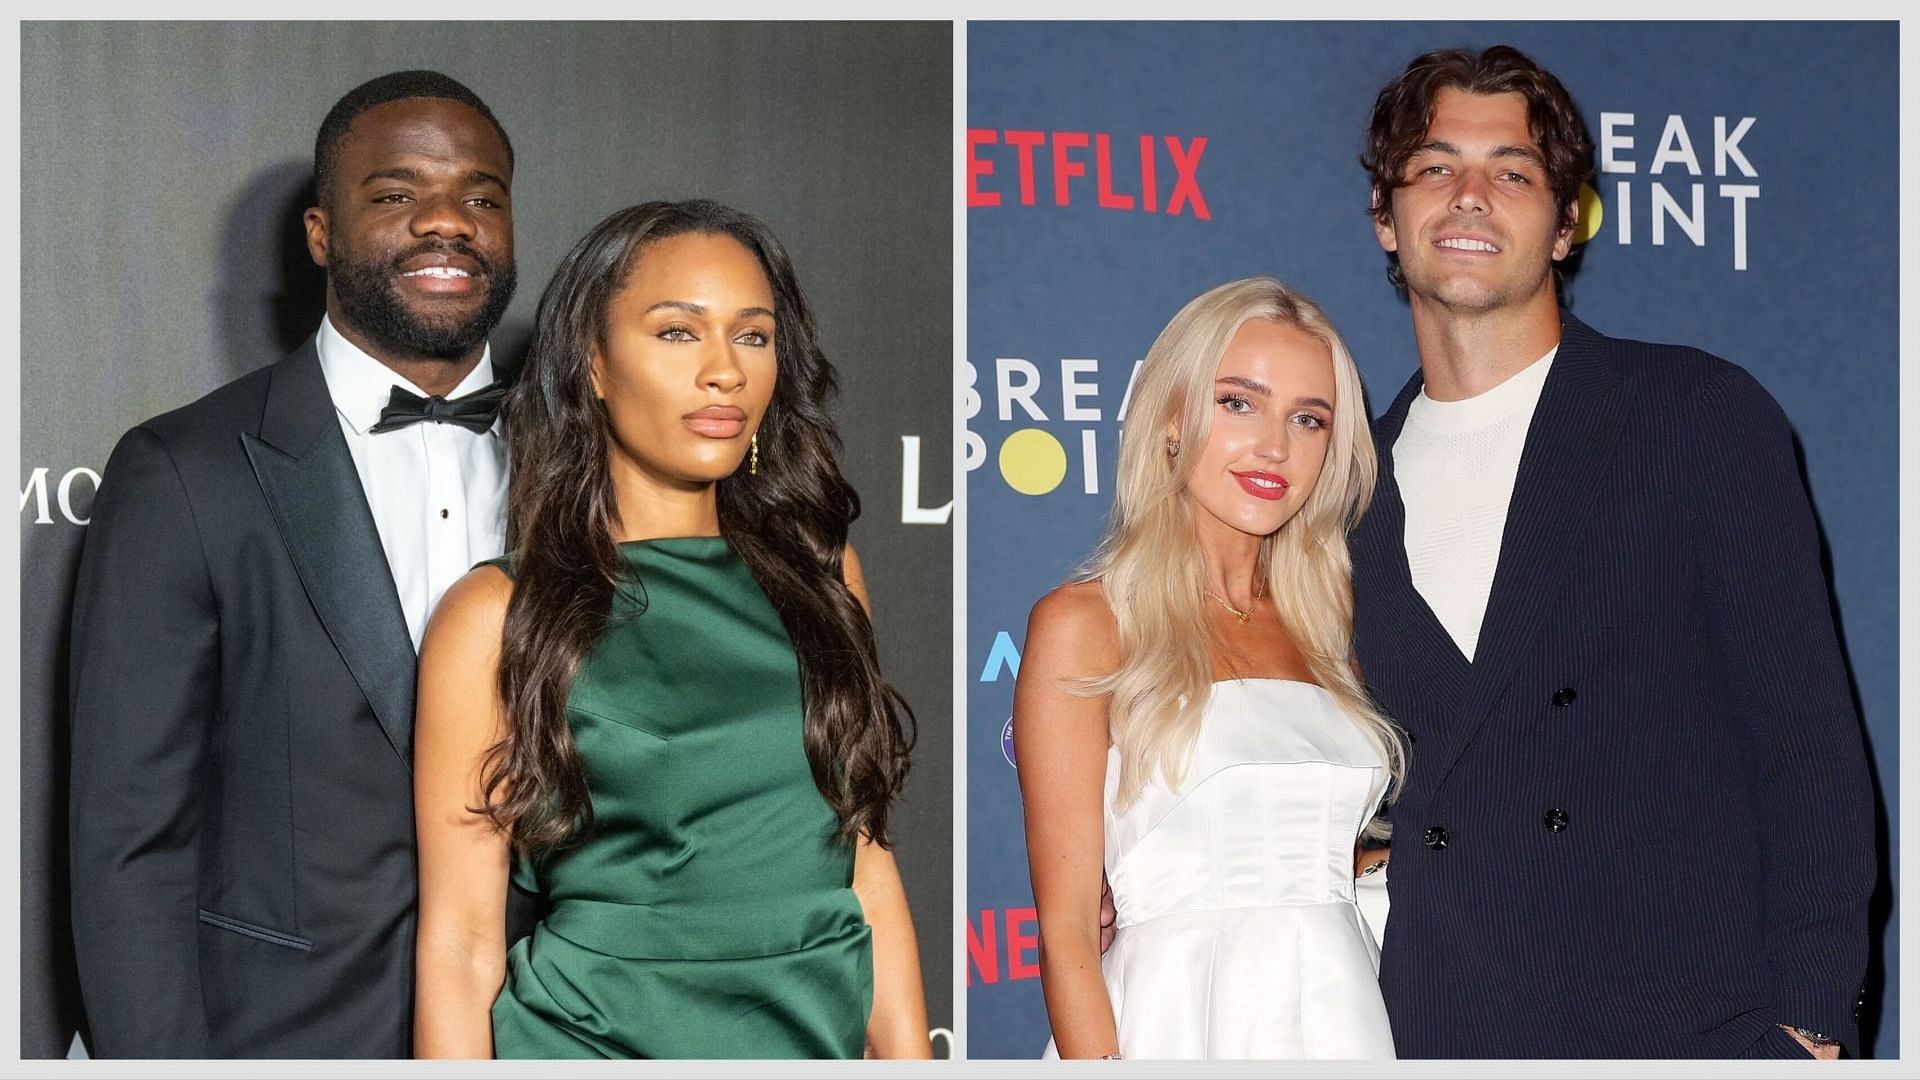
[480,199,914,854]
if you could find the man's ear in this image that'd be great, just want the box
[1551,195,1580,262]
[303,206,330,270]
[1372,187,1398,255]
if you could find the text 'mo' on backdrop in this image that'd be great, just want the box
[966,21,1897,1059]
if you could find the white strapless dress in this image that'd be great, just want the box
[1047,679,1397,1060]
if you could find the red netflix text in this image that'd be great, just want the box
[967,129,1211,220]
[967,906,1041,985]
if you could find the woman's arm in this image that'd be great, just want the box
[841,543,871,613]
[1356,846,1391,876]
[853,837,933,1057]
[1347,656,1392,878]
[412,567,515,1059]
[838,544,933,1057]
[1013,584,1121,1058]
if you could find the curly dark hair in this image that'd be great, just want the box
[481,199,914,854]
[1361,46,1594,289]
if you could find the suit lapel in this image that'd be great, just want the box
[241,340,417,769]
[1421,313,1635,794]
[1361,370,1473,705]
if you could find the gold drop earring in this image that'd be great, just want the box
[750,432,760,476]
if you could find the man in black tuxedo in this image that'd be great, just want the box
[1350,46,1875,1058]
[69,70,518,1058]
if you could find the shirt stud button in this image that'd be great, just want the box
[440,508,449,519]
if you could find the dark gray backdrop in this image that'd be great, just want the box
[20,20,952,1058]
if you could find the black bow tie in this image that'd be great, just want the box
[369,382,506,435]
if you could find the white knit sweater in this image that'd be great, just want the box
[1391,347,1557,661]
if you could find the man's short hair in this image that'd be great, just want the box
[313,70,514,208]
[1361,45,1593,233]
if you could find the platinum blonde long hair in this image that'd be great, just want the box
[1079,277,1404,838]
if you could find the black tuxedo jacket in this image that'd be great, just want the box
[69,340,425,1058]
[1352,312,1875,1058]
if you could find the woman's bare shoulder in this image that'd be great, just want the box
[421,564,515,663]
[1028,579,1112,630]
[1024,580,1119,678]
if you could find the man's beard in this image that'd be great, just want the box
[329,238,517,359]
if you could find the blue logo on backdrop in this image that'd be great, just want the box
[979,630,1023,681]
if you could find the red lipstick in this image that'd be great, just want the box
[1233,470,1289,501]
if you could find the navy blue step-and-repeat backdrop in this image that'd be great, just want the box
[965,21,1898,1059]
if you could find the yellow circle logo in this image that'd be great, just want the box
[1572,182,1604,246]
[998,428,1068,496]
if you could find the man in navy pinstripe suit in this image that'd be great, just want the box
[1351,46,1875,1058]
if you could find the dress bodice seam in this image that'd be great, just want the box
[1113,896,1364,931]
[1108,757,1384,877]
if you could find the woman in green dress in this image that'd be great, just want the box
[411,200,930,1059]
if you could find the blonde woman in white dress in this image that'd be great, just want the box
[1015,277,1404,1060]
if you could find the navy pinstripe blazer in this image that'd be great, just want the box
[1352,312,1875,1058]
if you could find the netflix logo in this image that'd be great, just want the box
[967,906,1041,985]
[967,129,1211,219]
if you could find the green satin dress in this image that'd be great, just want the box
[488,537,872,1059]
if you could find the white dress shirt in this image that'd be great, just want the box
[314,315,509,651]
[1392,346,1556,662]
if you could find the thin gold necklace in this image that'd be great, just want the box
[1204,581,1267,624]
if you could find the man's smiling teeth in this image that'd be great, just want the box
[1436,238,1499,253]
[402,267,471,278]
